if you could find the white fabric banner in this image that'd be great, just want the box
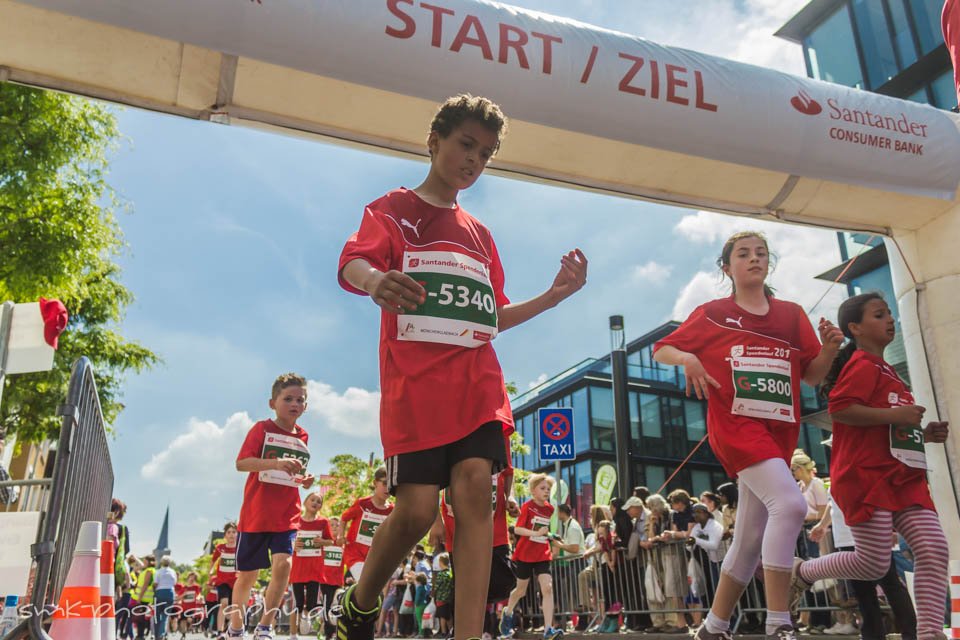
[19,0,960,198]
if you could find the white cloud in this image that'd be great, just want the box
[527,373,549,389]
[669,211,848,325]
[305,380,380,438]
[141,412,254,489]
[630,261,672,283]
[671,271,722,320]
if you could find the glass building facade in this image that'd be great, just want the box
[777,0,953,108]
[510,322,830,521]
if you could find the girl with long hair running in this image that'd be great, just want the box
[654,231,842,640]
[791,292,949,640]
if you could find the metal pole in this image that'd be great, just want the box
[609,315,632,499]
[0,301,15,413]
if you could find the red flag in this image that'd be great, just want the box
[943,0,960,109]
[37,298,68,349]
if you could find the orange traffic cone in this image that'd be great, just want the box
[99,540,115,640]
[49,521,101,639]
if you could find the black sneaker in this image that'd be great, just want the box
[332,584,381,640]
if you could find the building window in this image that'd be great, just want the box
[589,386,615,452]
[909,0,945,55]
[852,0,900,88]
[644,465,666,494]
[574,460,593,521]
[573,386,590,454]
[805,5,865,88]
[639,392,661,438]
[931,70,957,109]
[888,0,919,68]
[684,399,706,442]
[691,470,713,497]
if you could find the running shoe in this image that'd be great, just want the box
[693,624,732,640]
[498,609,515,639]
[766,624,799,640]
[254,623,273,639]
[543,626,564,640]
[332,584,381,640]
[788,557,810,616]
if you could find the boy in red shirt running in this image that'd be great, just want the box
[227,373,315,640]
[338,468,393,581]
[211,522,239,639]
[499,474,559,640]
[336,94,588,640]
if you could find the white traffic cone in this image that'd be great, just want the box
[49,521,101,639]
[99,540,115,640]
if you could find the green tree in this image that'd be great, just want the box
[320,453,385,517]
[0,83,159,442]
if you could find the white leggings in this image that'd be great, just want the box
[720,458,808,584]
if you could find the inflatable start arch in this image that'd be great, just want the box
[1,0,959,553]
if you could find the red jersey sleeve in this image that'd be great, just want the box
[338,206,401,295]
[237,423,265,462]
[211,545,222,565]
[341,500,362,527]
[517,502,533,529]
[828,354,881,414]
[653,305,709,355]
[792,304,822,374]
[489,234,510,308]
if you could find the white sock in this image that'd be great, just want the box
[765,611,792,635]
[704,612,729,634]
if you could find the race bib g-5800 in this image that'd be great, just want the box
[730,356,794,422]
[399,250,498,348]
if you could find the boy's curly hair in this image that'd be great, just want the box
[430,94,508,152]
[271,372,307,399]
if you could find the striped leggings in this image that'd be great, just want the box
[799,507,948,640]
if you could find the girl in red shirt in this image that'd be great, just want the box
[654,231,842,640]
[793,292,949,640]
[290,492,335,640]
[499,473,560,640]
[177,572,203,638]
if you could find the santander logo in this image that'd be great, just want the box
[790,89,822,115]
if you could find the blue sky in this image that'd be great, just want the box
[95,0,849,559]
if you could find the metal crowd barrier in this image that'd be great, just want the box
[2,357,115,640]
[509,530,905,634]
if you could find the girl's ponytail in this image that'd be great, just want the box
[820,291,886,399]
[820,339,857,399]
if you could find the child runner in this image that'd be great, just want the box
[227,373,315,640]
[290,491,335,640]
[212,522,239,639]
[653,231,842,640]
[792,292,950,640]
[335,93,587,640]
[499,473,560,640]
[178,572,204,639]
[319,517,344,640]
[204,577,220,637]
[339,468,394,583]
[434,553,454,638]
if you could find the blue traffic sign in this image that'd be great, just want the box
[538,407,575,461]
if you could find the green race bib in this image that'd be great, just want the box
[399,251,498,348]
[889,424,927,469]
[730,356,795,422]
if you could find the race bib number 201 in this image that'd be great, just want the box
[399,251,498,348]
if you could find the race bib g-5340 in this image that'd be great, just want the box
[399,250,498,348]
[730,356,794,422]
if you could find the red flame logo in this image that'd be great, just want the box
[790,89,822,115]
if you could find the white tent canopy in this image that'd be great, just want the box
[2,0,959,549]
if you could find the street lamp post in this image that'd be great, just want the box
[609,315,632,500]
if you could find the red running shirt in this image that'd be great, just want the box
[341,496,394,569]
[338,188,515,457]
[236,420,308,533]
[290,517,333,584]
[827,350,935,524]
[180,585,202,611]
[211,543,238,588]
[654,297,821,476]
[513,501,554,564]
